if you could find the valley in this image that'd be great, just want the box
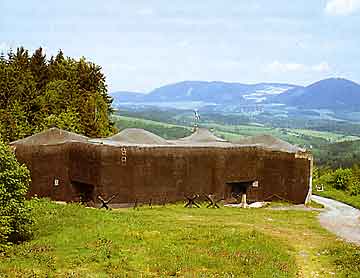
[111,77,360,169]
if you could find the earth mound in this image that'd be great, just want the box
[11,128,88,145]
[107,128,170,145]
[232,134,301,153]
[177,128,228,143]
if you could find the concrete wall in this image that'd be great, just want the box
[14,142,312,204]
[14,143,72,201]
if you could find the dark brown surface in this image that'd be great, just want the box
[13,141,312,205]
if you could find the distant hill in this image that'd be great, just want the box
[111,91,145,102]
[272,78,360,110]
[111,81,299,106]
[112,78,360,111]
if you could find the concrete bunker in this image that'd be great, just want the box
[11,127,313,205]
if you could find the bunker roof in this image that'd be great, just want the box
[175,128,227,143]
[11,127,304,153]
[10,127,88,145]
[105,128,171,145]
[232,134,303,153]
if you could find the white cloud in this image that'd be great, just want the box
[266,61,306,73]
[265,61,331,73]
[311,62,331,72]
[137,8,154,16]
[177,40,190,48]
[325,0,360,16]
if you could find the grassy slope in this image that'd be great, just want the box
[201,123,359,144]
[315,188,360,210]
[1,199,359,277]
[293,129,359,142]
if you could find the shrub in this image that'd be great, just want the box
[348,176,360,196]
[0,139,32,251]
[313,170,334,189]
[314,166,360,196]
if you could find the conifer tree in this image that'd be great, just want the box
[30,47,48,91]
[13,47,30,70]
[0,46,115,142]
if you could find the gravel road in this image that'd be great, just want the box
[312,195,360,245]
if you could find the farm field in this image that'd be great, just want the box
[112,115,360,147]
[201,123,360,143]
[1,199,359,277]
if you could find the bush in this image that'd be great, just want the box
[314,166,360,196]
[332,168,353,191]
[0,140,32,251]
[348,176,360,196]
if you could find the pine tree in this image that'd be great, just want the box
[13,47,30,70]
[30,47,48,91]
[0,46,115,142]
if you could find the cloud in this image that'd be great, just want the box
[265,61,331,73]
[311,62,331,72]
[177,40,190,48]
[325,0,360,16]
[265,61,306,73]
[137,8,154,16]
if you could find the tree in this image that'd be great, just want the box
[40,108,84,134]
[12,47,30,70]
[30,47,48,91]
[0,139,32,251]
[0,46,115,142]
[332,168,353,191]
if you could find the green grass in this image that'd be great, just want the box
[1,199,359,277]
[306,200,325,209]
[315,188,360,210]
[202,123,360,145]
[293,129,359,143]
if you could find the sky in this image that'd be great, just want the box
[1,0,360,92]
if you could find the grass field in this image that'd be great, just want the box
[1,199,359,277]
[291,129,359,143]
[200,123,360,144]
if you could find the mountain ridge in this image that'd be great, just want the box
[111,78,360,111]
[272,78,360,109]
[111,80,301,105]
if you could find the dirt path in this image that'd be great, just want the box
[312,195,360,245]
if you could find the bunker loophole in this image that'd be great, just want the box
[71,180,95,203]
[227,181,254,195]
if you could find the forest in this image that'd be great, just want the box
[0,47,115,143]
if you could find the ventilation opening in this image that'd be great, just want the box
[71,180,95,203]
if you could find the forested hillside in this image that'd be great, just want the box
[0,47,115,142]
[313,140,360,168]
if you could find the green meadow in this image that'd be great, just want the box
[1,199,359,277]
